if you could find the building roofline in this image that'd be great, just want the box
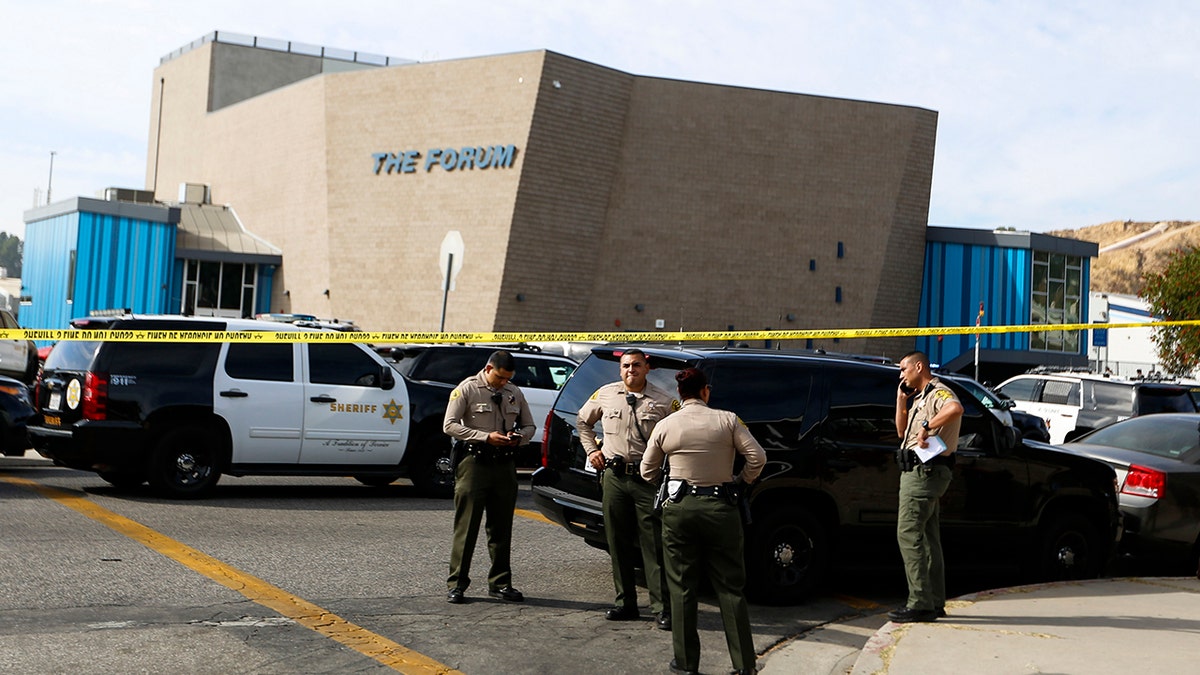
[926,226,1099,257]
[24,197,180,225]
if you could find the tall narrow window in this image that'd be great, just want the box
[66,250,77,304]
[1031,251,1083,353]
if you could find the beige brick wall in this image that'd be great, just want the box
[146,44,936,353]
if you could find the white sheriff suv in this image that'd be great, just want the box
[30,315,458,498]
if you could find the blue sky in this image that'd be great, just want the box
[2,0,1197,238]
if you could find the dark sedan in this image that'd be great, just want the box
[1060,413,1200,572]
[0,374,36,456]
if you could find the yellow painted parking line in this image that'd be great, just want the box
[0,476,461,675]
[515,507,555,525]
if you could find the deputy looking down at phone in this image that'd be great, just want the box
[890,350,964,624]
[443,350,535,605]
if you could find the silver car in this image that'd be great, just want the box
[1059,413,1200,573]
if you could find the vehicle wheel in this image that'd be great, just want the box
[147,426,222,499]
[409,432,455,499]
[355,474,401,488]
[1036,513,1102,581]
[99,470,145,490]
[745,505,829,605]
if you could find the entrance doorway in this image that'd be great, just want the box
[182,259,257,318]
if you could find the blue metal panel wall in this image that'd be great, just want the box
[918,242,1034,366]
[257,264,274,315]
[20,214,80,336]
[75,211,176,317]
[167,259,185,315]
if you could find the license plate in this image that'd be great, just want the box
[43,414,62,427]
[49,392,61,410]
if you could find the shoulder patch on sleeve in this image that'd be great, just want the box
[671,399,681,411]
[934,389,954,401]
[736,415,747,426]
[590,389,601,401]
[449,389,461,401]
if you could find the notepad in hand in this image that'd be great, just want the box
[914,435,947,464]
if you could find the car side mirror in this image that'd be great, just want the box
[999,399,1016,410]
[381,366,396,391]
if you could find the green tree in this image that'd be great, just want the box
[0,232,21,278]
[1140,246,1200,375]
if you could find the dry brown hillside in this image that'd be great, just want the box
[1047,220,1200,295]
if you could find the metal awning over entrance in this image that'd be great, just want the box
[175,202,282,265]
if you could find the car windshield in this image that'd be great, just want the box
[554,350,684,414]
[43,340,101,371]
[943,375,1003,411]
[1074,415,1200,461]
[1135,385,1197,414]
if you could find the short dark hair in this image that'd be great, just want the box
[620,349,648,363]
[488,350,516,371]
[900,351,929,368]
[676,367,707,399]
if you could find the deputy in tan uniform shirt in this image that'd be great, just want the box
[577,349,678,629]
[443,350,535,605]
[640,367,765,675]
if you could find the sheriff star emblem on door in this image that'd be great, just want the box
[382,399,404,425]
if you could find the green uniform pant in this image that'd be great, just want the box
[602,469,668,614]
[447,455,518,591]
[897,463,952,611]
[661,495,756,673]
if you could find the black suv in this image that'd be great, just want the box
[531,346,1122,604]
[30,316,456,498]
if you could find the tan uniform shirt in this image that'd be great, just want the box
[640,399,766,487]
[577,381,678,462]
[443,371,536,444]
[902,377,962,453]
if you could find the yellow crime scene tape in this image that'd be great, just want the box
[3,320,1199,344]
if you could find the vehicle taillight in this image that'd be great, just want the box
[1122,464,1166,499]
[541,409,554,468]
[82,372,108,421]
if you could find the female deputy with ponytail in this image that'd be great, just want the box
[640,367,765,675]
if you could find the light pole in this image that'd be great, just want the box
[46,151,56,205]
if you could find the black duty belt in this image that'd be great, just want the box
[464,442,514,462]
[604,456,645,479]
[686,484,733,498]
[924,454,956,468]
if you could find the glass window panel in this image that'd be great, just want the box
[220,263,242,310]
[309,343,381,387]
[225,343,293,382]
[197,262,220,309]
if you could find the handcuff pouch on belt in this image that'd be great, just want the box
[895,447,955,472]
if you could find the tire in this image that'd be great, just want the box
[99,470,145,490]
[1036,512,1102,581]
[355,474,401,488]
[147,426,222,499]
[745,505,829,605]
[408,432,455,499]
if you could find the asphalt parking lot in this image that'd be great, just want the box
[0,456,906,674]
